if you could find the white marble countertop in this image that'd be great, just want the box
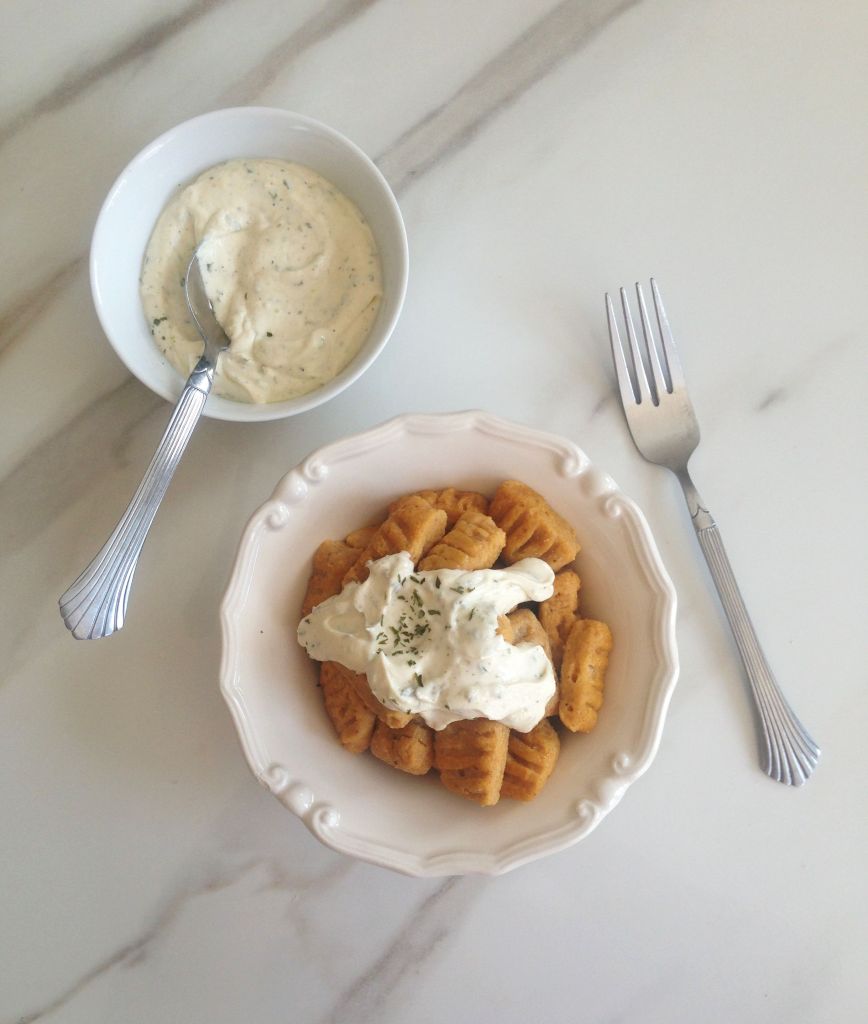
[3,1,866,1021]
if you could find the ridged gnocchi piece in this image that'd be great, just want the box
[319,661,376,753]
[434,719,509,806]
[334,662,413,730]
[538,570,581,672]
[301,540,358,618]
[344,525,379,549]
[500,718,560,801]
[559,619,613,733]
[506,608,551,657]
[489,480,579,571]
[389,487,489,526]
[417,510,505,571]
[371,719,435,775]
[343,496,447,585]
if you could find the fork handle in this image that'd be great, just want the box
[58,357,214,640]
[678,474,820,784]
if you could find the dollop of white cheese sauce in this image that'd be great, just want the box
[140,158,382,404]
[297,553,557,733]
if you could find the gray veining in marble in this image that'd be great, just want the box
[377,0,640,192]
[14,855,355,1024]
[221,0,379,107]
[2,0,867,1020]
[0,0,637,497]
[0,255,85,358]
[320,877,481,1024]
[0,0,230,149]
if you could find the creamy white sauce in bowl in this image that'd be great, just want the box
[90,107,407,422]
[141,158,382,404]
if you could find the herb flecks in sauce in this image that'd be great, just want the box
[297,553,556,732]
[140,158,383,404]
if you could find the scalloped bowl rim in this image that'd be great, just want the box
[219,410,679,875]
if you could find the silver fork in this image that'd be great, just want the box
[606,280,820,785]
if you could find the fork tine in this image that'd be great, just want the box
[606,293,640,407]
[650,278,685,389]
[636,282,671,396]
[619,287,653,405]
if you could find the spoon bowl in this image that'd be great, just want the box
[184,250,231,365]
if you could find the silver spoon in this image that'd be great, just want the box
[59,251,230,639]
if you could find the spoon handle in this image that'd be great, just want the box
[59,358,214,639]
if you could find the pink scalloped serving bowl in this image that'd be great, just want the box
[220,411,678,876]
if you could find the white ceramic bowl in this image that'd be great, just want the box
[90,107,408,422]
[220,411,679,875]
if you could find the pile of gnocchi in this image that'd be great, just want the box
[299,481,613,805]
